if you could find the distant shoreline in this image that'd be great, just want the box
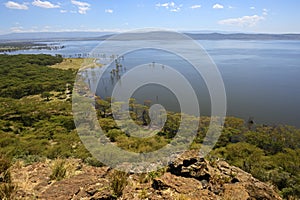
[1,32,300,43]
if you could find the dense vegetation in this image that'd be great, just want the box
[0,54,74,99]
[211,123,300,199]
[0,54,299,199]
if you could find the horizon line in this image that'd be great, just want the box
[1,30,300,36]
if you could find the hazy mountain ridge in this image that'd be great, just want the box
[186,32,300,40]
[1,31,300,42]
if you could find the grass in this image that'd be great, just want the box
[49,159,83,181]
[0,155,16,200]
[50,159,67,181]
[49,58,84,70]
[0,183,16,200]
[110,170,128,197]
[50,58,103,70]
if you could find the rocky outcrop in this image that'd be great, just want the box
[150,151,281,200]
[11,151,282,200]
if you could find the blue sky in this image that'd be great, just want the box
[0,0,299,34]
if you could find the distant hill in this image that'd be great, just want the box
[0,31,114,42]
[186,32,300,40]
[1,31,300,42]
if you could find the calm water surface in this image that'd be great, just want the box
[4,40,300,127]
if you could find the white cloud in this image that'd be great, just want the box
[190,5,201,9]
[218,15,264,27]
[156,2,173,8]
[71,0,89,7]
[32,0,60,8]
[10,26,24,32]
[213,3,224,9]
[263,8,268,16]
[78,6,89,14]
[60,9,67,13]
[105,9,113,13]
[5,1,29,10]
[71,0,90,14]
[170,8,180,12]
[228,5,234,9]
[43,25,51,31]
[250,6,255,10]
[156,2,182,12]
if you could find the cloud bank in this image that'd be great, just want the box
[219,15,264,27]
[71,0,90,14]
[32,0,60,9]
[5,1,28,10]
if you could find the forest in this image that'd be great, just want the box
[0,54,299,199]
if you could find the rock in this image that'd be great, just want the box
[39,168,112,200]
[153,172,203,194]
[164,150,282,200]
[223,184,250,200]
[10,151,282,200]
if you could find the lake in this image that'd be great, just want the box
[3,39,300,127]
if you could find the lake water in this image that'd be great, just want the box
[4,40,300,127]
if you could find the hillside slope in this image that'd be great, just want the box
[11,151,281,200]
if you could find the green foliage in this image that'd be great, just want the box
[107,129,123,142]
[211,143,300,199]
[0,91,88,160]
[244,125,300,154]
[0,54,74,99]
[212,143,269,180]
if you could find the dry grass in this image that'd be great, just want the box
[50,159,67,181]
[50,159,82,181]
[21,91,67,103]
[0,155,17,200]
[110,170,128,197]
[50,58,102,70]
[10,158,83,199]
[50,58,84,70]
